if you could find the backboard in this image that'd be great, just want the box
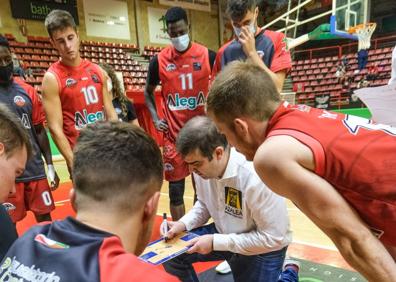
[330,0,369,40]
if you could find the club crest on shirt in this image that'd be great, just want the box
[13,96,26,107]
[224,186,243,218]
[166,64,177,72]
[164,162,174,172]
[91,74,100,83]
[65,78,77,87]
[257,50,265,59]
[193,62,201,71]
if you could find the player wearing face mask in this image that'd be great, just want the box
[212,0,291,93]
[144,6,216,222]
[0,36,60,225]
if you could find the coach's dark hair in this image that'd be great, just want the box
[176,116,228,161]
[164,7,188,27]
[226,0,257,22]
[72,122,163,213]
[45,10,77,38]
[0,104,32,159]
[207,60,280,128]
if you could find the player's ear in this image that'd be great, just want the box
[214,146,224,160]
[233,118,248,137]
[143,191,160,222]
[69,188,77,212]
[0,143,4,156]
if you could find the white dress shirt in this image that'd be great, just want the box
[180,148,292,256]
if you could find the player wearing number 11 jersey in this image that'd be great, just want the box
[42,10,117,174]
[145,7,216,221]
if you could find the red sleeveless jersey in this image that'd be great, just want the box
[266,102,396,245]
[48,60,105,148]
[158,43,211,141]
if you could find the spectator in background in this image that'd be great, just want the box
[11,53,26,80]
[100,63,139,126]
[335,61,348,85]
[366,62,380,81]
[356,48,369,74]
[389,44,396,84]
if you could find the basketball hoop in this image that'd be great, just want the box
[348,22,377,50]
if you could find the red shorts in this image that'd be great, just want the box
[163,137,189,182]
[6,178,55,222]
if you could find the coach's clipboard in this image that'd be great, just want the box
[139,232,199,265]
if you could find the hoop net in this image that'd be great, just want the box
[348,22,377,50]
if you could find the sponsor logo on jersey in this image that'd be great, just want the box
[193,62,201,71]
[74,109,105,130]
[13,96,25,107]
[81,77,88,81]
[0,256,61,282]
[167,92,206,111]
[65,78,77,87]
[166,64,177,72]
[35,234,70,249]
[182,64,189,68]
[224,186,243,218]
[91,74,100,83]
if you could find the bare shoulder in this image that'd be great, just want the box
[42,72,59,97]
[254,135,315,173]
[42,71,57,85]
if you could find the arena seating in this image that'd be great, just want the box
[4,33,148,93]
[3,33,394,107]
[142,45,164,60]
[291,46,393,108]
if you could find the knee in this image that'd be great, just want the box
[169,179,185,206]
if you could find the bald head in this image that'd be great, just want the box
[176,116,228,161]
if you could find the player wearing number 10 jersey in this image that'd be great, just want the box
[42,10,117,174]
[145,7,216,221]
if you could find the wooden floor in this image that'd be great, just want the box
[45,160,352,270]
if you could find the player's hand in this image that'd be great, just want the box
[238,26,257,59]
[162,221,186,240]
[47,164,60,191]
[154,119,169,132]
[187,234,213,255]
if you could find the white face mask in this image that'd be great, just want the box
[107,79,113,93]
[233,20,256,38]
[170,34,190,52]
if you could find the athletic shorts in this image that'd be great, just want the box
[6,179,55,222]
[163,137,189,182]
